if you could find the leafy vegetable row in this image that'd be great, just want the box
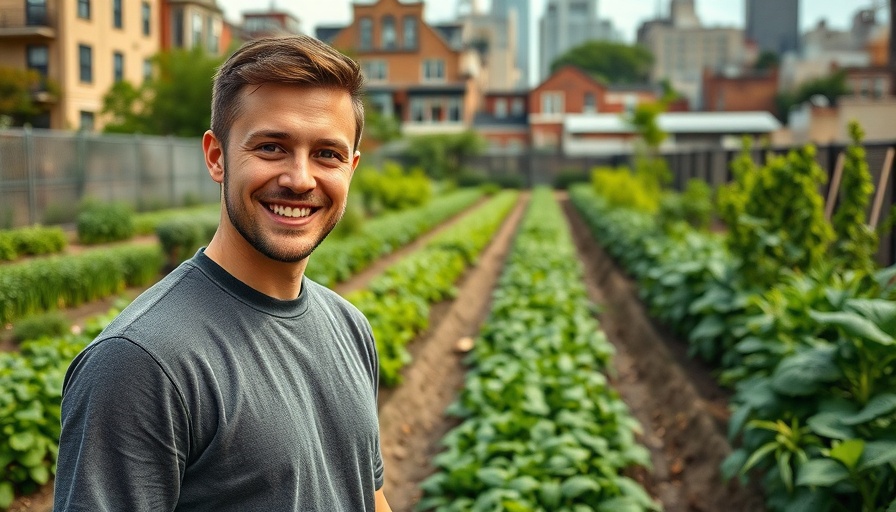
[347,190,519,386]
[418,188,658,512]
[307,188,484,287]
[570,184,896,512]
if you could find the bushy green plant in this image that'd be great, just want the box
[830,121,878,276]
[717,141,834,288]
[11,311,70,343]
[591,165,662,213]
[352,161,433,214]
[659,179,713,231]
[155,210,219,267]
[76,200,135,245]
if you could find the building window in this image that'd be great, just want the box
[113,51,124,82]
[77,0,90,19]
[411,98,424,122]
[874,77,887,98]
[25,0,47,26]
[79,111,95,131]
[541,91,564,114]
[423,59,445,82]
[381,16,396,49]
[403,16,417,49]
[173,9,184,47]
[142,2,151,35]
[112,0,122,28]
[78,44,93,83]
[26,45,49,78]
[361,60,387,81]
[583,92,596,112]
[511,98,525,116]
[359,17,373,50]
[495,98,507,118]
[207,16,221,54]
[143,58,153,81]
[449,98,462,121]
[192,13,203,48]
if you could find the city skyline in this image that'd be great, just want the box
[220,0,886,43]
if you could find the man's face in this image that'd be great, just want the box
[210,84,359,263]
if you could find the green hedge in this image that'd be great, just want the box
[76,201,135,245]
[0,245,164,324]
[0,226,67,262]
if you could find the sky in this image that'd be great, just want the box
[218,0,886,40]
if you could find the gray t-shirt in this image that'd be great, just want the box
[55,249,383,511]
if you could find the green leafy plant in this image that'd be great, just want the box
[76,200,136,245]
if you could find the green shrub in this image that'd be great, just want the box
[0,232,15,261]
[76,200,135,245]
[12,226,67,256]
[353,161,433,214]
[553,167,590,189]
[592,166,662,213]
[12,311,70,343]
[658,179,713,231]
[155,211,219,268]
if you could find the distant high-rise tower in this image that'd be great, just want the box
[491,0,530,88]
[746,0,799,55]
[539,0,619,81]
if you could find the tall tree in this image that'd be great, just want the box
[549,41,653,84]
[102,47,223,137]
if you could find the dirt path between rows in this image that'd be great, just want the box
[559,193,767,512]
[376,193,529,511]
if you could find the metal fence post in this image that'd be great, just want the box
[168,135,176,206]
[24,126,37,225]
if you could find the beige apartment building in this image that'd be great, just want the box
[0,0,160,130]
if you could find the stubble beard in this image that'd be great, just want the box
[222,173,344,263]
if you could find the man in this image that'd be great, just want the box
[54,35,392,511]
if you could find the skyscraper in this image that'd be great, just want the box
[746,0,800,55]
[538,0,619,82]
[491,0,530,87]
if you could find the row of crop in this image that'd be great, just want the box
[0,189,484,327]
[417,188,658,512]
[307,188,484,287]
[570,181,896,512]
[0,227,68,262]
[347,190,518,385]
[0,245,164,325]
[0,306,120,509]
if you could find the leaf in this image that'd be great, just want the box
[688,314,725,342]
[778,451,794,493]
[796,458,849,487]
[721,449,748,481]
[0,482,14,509]
[740,441,778,474]
[560,475,600,499]
[830,439,864,471]
[771,347,840,396]
[596,497,644,512]
[477,467,510,488]
[8,431,35,451]
[844,298,896,334]
[807,412,856,440]
[809,310,894,345]
[842,393,896,425]
[858,440,896,471]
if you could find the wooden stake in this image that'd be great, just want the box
[869,147,894,229]
[824,151,845,221]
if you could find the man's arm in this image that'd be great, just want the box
[375,488,392,512]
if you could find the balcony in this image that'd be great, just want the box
[0,7,56,39]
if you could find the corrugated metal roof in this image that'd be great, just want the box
[566,111,781,134]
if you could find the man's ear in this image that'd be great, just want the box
[203,130,224,184]
[350,150,361,175]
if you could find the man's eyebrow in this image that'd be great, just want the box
[244,130,292,142]
[317,138,352,153]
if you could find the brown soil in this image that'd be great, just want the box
[8,192,768,512]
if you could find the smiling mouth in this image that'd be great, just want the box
[267,203,315,219]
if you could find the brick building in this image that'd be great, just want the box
[701,67,779,116]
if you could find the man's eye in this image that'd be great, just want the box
[317,149,343,160]
[258,143,280,153]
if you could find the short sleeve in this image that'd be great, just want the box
[54,337,191,511]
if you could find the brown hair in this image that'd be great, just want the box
[210,35,365,153]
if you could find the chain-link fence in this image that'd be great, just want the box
[0,127,217,228]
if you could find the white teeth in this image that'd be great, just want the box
[271,205,311,218]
